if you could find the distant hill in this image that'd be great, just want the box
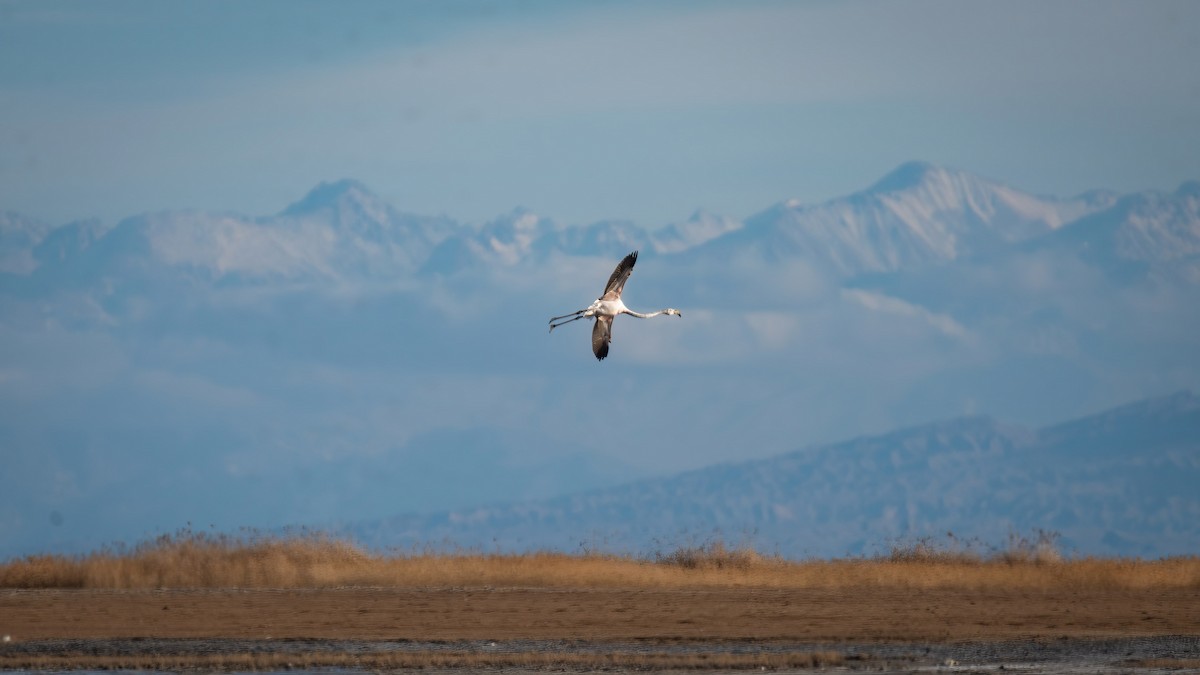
[343,391,1200,559]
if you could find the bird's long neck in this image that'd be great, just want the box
[623,308,667,319]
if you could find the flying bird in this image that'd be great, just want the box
[549,250,681,360]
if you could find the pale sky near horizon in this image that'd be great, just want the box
[2,0,1199,228]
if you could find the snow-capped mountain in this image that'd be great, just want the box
[650,209,744,254]
[0,211,53,274]
[421,208,560,274]
[683,161,1118,276]
[1029,180,1200,283]
[419,208,740,274]
[539,218,650,260]
[32,218,110,266]
[847,174,1200,321]
[422,214,660,275]
[278,179,462,276]
[345,391,1200,558]
[5,162,1195,290]
[15,180,460,287]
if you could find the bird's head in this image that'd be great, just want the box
[665,308,682,317]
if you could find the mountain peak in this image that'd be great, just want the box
[1176,180,1200,199]
[868,161,943,193]
[281,179,376,217]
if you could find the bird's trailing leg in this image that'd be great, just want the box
[549,313,588,333]
[549,306,593,333]
[548,309,586,323]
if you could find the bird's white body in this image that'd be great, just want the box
[593,298,624,317]
[548,251,681,361]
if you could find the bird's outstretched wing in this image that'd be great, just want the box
[592,314,613,360]
[601,250,638,300]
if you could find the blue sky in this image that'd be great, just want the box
[3,0,1199,227]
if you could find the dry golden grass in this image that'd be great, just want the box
[2,530,1197,591]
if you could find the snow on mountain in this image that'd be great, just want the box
[22,180,461,286]
[686,161,1117,277]
[279,179,460,275]
[843,178,1200,343]
[421,208,560,274]
[32,218,110,266]
[281,179,388,224]
[650,209,744,254]
[1030,180,1200,283]
[421,210,656,275]
[0,211,53,274]
[345,391,1200,558]
[470,208,558,264]
[5,163,1196,308]
[422,207,740,271]
[418,210,733,278]
[118,210,339,279]
[9,163,1181,291]
[539,218,649,258]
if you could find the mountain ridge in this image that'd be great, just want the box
[680,162,1119,277]
[4,161,1192,286]
[341,391,1199,559]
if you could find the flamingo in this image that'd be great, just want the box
[549,251,681,360]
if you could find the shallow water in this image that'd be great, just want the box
[4,636,1199,673]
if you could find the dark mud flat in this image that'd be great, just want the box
[3,636,1199,673]
[3,587,1199,672]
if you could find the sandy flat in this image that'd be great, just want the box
[3,586,1197,642]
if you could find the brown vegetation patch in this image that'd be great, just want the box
[2,531,1197,591]
[1124,658,1200,670]
[2,533,1197,654]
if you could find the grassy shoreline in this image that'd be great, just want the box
[3,531,1197,590]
